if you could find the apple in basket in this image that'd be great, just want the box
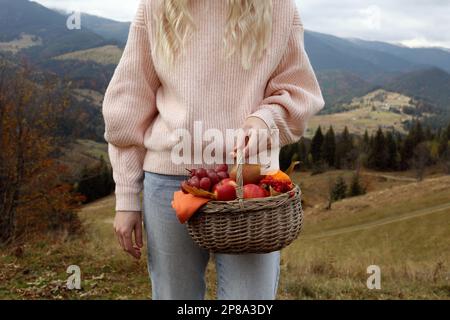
[243,184,267,199]
[212,178,237,201]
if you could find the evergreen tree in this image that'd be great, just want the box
[385,131,399,170]
[369,127,388,170]
[348,173,366,197]
[400,135,415,170]
[322,126,336,167]
[411,120,425,147]
[297,138,309,168]
[412,143,431,181]
[311,126,324,163]
[331,176,347,201]
[336,126,354,169]
[363,130,370,152]
[76,157,114,203]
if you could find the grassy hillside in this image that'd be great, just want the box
[54,45,123,66]
[0,34,42,53]
[73,89,104,108]
[1,172,448,299]
[306,89,432,137]
[59,139,109,178]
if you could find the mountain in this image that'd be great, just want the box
[81,13,130,46]
[385,67,450,110]
[305,30,450,77]
[315,70,373,112]
[0,0,110,60]
[304,31,420,79]
[303,31,450,113]
[350,39,450,74]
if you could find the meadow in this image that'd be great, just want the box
[1,170,448,300]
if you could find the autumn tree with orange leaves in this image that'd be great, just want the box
[0,62,83,245]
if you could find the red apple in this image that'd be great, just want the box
[213,179,237,201]
[243,184,267,199]
[219,178,237,186]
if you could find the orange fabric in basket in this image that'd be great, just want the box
[171,191,210,224]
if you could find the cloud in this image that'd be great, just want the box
[32,0,450,48]
[295,0,450,48]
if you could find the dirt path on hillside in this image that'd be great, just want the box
[361,172,417,182]
[301,202,450,240]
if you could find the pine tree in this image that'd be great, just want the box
[331,176,348,201]
[336,126,354,169]
[311,126,324,163]
[348,173,366,197]
[411,120,425,147]
[363,130,370,152]
[400,135,415,170]
[385,131,399,170]
[322,126,336,167]
[369,127,388,170]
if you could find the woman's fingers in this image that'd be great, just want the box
[121,231,139,259]
[135,220,143,249]
[116,231,124,250]
[242,129,270,159]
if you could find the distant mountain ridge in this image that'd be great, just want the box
[305,30,450,76]
[0,0,111,60]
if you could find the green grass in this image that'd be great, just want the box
[305,89,425,138]
[53,45,123,65]
[0,34,42,53]
[1,174,449,300]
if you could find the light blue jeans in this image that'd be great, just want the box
[143,172,280,300]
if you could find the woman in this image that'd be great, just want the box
[103,0,324,300]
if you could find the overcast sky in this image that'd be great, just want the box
[33,0,450,49]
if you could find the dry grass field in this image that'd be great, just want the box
[0,34,42,53]
[53,45,123,65]
[305,90,429,137]
[1,171,448,300]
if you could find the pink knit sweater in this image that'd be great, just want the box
[102,0,325,211]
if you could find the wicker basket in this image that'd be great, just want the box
[187,151,303,254]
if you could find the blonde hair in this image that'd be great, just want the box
[153,0,273,70]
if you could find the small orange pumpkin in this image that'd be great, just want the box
[267,170,291,182]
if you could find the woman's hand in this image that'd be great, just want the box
[232,116,272,159]
[114,211,143,259]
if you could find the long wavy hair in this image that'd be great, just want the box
[153,0,273,70]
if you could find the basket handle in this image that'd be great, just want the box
[235,148,244,200]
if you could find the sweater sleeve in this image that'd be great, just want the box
[248,9,325,147]
[102,0,160,212]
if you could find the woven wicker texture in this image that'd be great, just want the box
[187,150,304,254]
